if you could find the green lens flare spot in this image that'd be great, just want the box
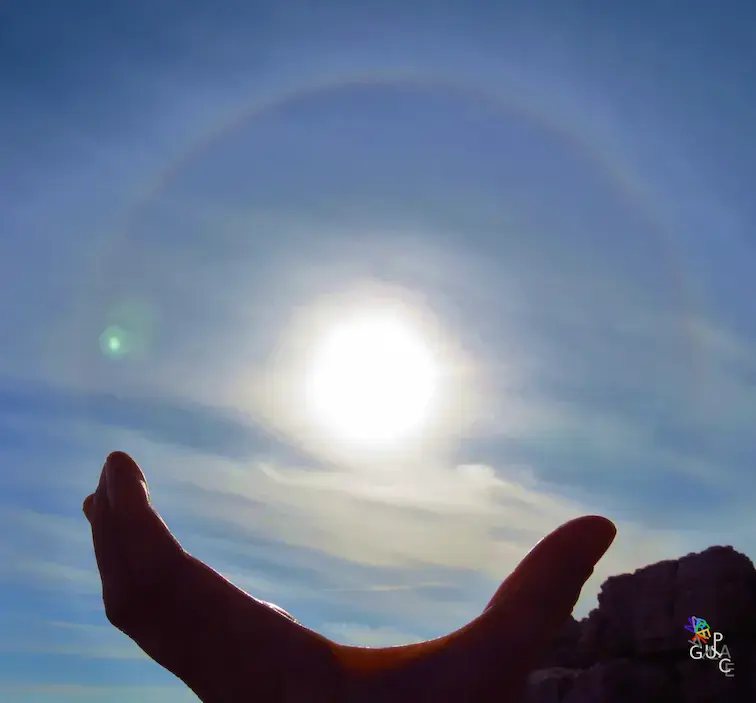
[99,325,130,359]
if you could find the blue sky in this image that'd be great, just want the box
[1,1,755,700]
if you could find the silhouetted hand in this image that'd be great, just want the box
[83,451,616,702]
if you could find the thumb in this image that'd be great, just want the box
[485,515,616,619]
[477,515,616,670]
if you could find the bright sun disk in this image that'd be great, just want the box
[305,314,438,445]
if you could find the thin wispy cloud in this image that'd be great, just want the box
[0,621,147,661]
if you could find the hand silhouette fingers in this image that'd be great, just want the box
[100,451,183,570]
[335,515,616,703]
[427,515,615,701]
[474,515,616,692]
[82,451,318,646]
[82,467,119,600]
[83,451,342,701]
[485,515,616,614]
[82,452,184,629]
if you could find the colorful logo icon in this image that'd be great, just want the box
[685,616,711,645]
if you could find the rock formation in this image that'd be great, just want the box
[526,546,756,702]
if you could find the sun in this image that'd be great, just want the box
[305,312,438,445]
